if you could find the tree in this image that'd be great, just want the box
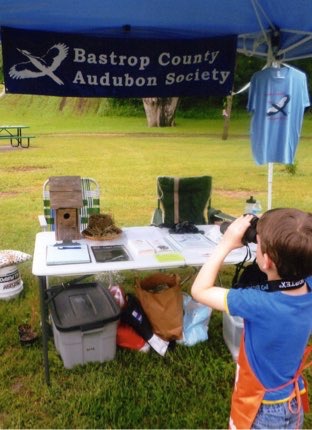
[142,97,179,127]
[141,54,266,127]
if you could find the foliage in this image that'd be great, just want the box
[284,161,298,175]
[103,97,144,117]
[0,93,312,429]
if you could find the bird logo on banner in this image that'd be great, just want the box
[9,43,69,85]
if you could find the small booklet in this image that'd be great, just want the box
[91,245,132,263]
[46,243,91,265]
[127,239,155,256]
[127,238,184,263]
[127,238,173,256]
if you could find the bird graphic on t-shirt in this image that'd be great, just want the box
[267,95,290,116]
[9,43,69,85]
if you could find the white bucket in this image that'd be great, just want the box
[0,265,23,300]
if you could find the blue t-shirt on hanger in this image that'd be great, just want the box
[247,66,310,165]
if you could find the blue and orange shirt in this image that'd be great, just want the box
[226,279,312,402]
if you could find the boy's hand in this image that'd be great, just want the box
[219,214,254,251]
[191,215,255,310]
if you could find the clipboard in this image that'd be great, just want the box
[46,244,91,265]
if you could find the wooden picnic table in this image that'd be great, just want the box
[0,124,35,148]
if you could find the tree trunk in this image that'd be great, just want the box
[142,97,179,127]
[222,94,233,140]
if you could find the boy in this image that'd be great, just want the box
[191,208,312,429]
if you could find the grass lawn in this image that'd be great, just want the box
[0,93,311,428]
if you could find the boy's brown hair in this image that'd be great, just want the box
[257,208,312,279]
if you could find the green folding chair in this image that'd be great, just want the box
[151,175,212,227]
[38,177,100,232]
[151,175,235,227]
[151,175,234,286]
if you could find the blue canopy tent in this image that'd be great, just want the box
[0,0,312,209]
[1,0,312,61]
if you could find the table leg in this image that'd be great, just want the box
[17,128,22,146]
[20,137,30,149]
[38,276,51,385]
[9,129,19,147]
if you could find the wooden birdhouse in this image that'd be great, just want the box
[49,176,83,241]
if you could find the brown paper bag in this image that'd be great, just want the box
[135,273,183,341]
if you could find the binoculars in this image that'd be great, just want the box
[220,215,259,245]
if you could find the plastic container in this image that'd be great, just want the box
[252,200,262,216]
[245,196,262,216]
[222,312,244,362]
[244,196,256,214]
[0,265,23,300]
[49,282,120,368]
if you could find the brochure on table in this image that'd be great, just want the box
[127,236,184,263]
[166,232,214,256]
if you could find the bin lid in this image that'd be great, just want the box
[49,282,120,332]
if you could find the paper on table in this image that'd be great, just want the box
[154,252,185,263]
[46,244,91,265]
[127,239,155,255]
[205,226,256,263]
[166,233,211,252]
[127,238,174,256]
[151,238,174,254]
[204,226,223,244]
[225,247,253,264]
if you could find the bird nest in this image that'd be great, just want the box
[82,214,122,241]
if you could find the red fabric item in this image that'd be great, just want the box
[117,322,146,350]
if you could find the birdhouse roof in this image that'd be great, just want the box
[49,176,83,209]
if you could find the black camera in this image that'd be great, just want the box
[220,215,259,245]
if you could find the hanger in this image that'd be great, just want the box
[272,60,280,68]
[271,59,285,78]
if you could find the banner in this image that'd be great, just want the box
[2,27,237,98]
